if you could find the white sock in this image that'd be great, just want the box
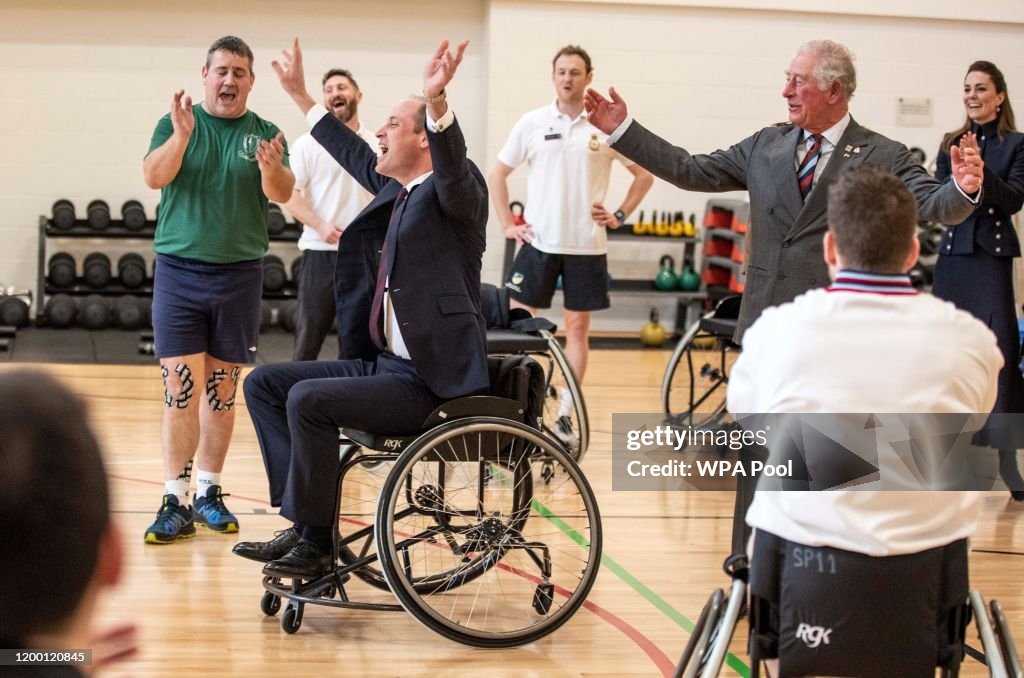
[196,469,222,499]
[165,479,190,507]
[558,388,573,418]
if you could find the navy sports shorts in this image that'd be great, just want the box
[151,253,263,364]
[504,244,610,311]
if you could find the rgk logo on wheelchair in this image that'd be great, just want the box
[795,622,832,648]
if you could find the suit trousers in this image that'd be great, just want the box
[243,353,444,528]
[293,249,341,361]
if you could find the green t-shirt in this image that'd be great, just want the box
[147,105,289,263]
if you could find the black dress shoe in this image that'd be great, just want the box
[233,527,301,563]
[262,541,333,578]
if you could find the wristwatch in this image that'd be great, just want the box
[613,209,626,225]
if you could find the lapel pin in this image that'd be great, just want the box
[853,147,861,154]
[843,153,850,158]
[844,145,853,152]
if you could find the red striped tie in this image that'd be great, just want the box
[797,133,823,201]
[369,187,409,351]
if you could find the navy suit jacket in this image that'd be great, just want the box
[310,111,489,399]
[937,127,1024,257]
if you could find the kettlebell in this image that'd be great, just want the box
[669,211,685,237]
[509,201,526,226]
[655,211,670,236]
[632,210,648,235]
[683,212,697,238]
[679,258,701,291]
[641,308,667,347]
[655,255,678,290]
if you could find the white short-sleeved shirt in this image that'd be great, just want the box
[727,271,1003,556]
[291,124,378,251]
[497,101,633,255]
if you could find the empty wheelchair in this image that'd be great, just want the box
[259,355,603,648]
[675,544,1021,678]
[482,283,590,462]
[661,296,741,427]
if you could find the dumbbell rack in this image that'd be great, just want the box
[36,211,305,324]
[699,198,749,303]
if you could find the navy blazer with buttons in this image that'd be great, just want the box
[309,110,490,399]
[937,123,1024,257]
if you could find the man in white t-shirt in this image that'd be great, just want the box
[727,165,1002,675]
[488,45,653,438]
[285,68,378,360]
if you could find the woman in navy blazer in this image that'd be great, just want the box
[932,60,1024,500]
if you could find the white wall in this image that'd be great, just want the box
[1,0,1023,331]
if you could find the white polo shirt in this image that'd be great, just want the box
[728,271,1002,556]
[291,124,378,252]
[496,100,633,255]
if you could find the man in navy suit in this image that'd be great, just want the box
[235,38,488,577]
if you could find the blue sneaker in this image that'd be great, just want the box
[193,485,239,533]
[144,494,196,544]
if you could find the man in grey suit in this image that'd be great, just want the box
[584,40,985,343]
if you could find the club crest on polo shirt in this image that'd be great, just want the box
[588,133,600,152]
[506,272,525,293]
[238,134,260,161]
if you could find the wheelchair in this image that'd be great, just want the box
[661,296,742,428]
[258,354,603,648]
[674,551,1022,678]
[482,283,590,463]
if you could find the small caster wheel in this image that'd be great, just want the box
[260,591,281,616]
[532,582,555,615]
[541,460,555,485]
[281,600,304,634]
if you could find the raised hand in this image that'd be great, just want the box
[256,132,287,172]
[170,90,194,139]
[583,87,628,135]
[423,39,469,98]
[271,37,316,112]
[951,131,984,195]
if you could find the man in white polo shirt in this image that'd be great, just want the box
[489,45,652,439]
[285,68,377,361]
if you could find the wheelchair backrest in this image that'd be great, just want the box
[481,283,511,330]
[488,354,545,431]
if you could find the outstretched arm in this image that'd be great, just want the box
[422,40,486,231]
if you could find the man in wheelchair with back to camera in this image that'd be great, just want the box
[234,37,490,579]
[725,165,1006,677]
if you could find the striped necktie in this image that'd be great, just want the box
[797,133,824,201]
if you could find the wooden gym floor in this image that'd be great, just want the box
[2,350,1022,677]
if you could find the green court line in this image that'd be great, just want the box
[532,499,751,677]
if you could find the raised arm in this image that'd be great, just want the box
[273,37,387,194]
[422,40,486,231]
[143,91,193,189]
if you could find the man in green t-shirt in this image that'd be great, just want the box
[142,35,294,545]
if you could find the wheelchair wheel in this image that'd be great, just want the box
[375,418,602,648]
[661,326,738,428]
[539,329,590,463]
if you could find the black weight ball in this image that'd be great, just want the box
[48,252,77,288]
[44,294,77,328]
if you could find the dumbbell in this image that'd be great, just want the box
[0,296,30,328]
[260,300,273,331]
[291,256,303,282]
[87,199,111,231]
[267,203,287,236]
[118,253,147,289]
[114,295,146,330]
[83,252,112,288]
[263,254,287,292]
[278,299,298,333]
[44,294,77,329]
[78,294,111,329]
[121,200,147,231]
[48,252,77,288]
[52,199,76,230]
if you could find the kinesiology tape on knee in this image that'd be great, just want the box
[206,366,241,411]
[161,363,194,408]
[177,457,194,482]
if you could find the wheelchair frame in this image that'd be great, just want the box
[674,557,1022,678]
[256,374,602,648]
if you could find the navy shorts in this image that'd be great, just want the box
[152,253,263,364]
[504,244,610,311]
